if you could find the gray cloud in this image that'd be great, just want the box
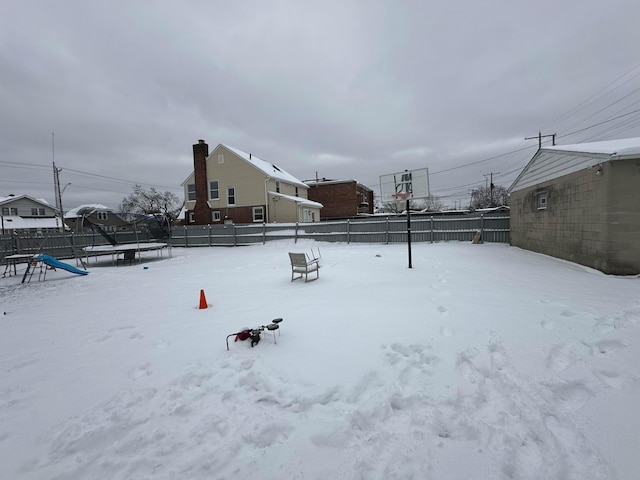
[2,0,639,209]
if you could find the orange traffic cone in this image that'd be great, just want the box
[199,289,208,309]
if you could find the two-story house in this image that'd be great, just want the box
[182,141,322,225]
[0,194,62,234]
[64,204,131,233]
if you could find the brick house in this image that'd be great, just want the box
[182,141,322,225]
[304,178,374,220]
[509,137,640,275]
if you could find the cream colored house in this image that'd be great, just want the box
[182,141,322,225]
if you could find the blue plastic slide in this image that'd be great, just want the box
[35,255,89,275]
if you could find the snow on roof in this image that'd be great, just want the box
[0,216,61,230]
[65,204,114,218]
[0,194,53,206]
[543,137,640,157]
[510,137,640,193]
[304,178,373,191]
[268,191,323,209]
[221,144,308,189]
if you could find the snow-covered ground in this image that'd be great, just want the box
[1,241,639,479]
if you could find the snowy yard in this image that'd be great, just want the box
[1,241,639,479]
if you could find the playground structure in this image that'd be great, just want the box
[82,242,168,266]
[21,254,88,283]
[1,223,170,276]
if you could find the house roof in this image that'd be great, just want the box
[269,191,323,209]
[65,204,114,218]
[304,178,373,191]
[0,216,62,230]
[543,137,640,157]
[0,194,54,208]
[220,144,308,189]
[180,143,309,190]
[509,137,640,193]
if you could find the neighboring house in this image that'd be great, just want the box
[182,141,322,224]
[508,137,640,275]
[0,194,62,234]
[64,204,131,233]
[304,178,374,219]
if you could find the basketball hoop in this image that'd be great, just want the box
[392,192,410,200]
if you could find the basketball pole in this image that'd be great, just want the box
[407,198,412,268]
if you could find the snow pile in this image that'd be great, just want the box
[1,241,639,479]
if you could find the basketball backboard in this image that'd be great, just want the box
[379,168,429,204]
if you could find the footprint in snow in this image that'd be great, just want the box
[128,363,152,380]
[552,381,593,412]
[546,343,575,372]
[589,339,627,356]
[593,370,640,391]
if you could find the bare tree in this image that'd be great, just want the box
[421,196,445,212]
[469,185,509,210]
[120,185,182,225]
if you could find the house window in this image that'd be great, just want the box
[11,207,18,215]
[97,212,108,221]
[31,208,45,216]
[536,191,548,210]
[275,181,281,193]
[187,184,196,201]
[212,211,221,222]
[227,187,236,205]
[253,207,264,222]
[188,212,195,223]
[1,207,8,215]
[209,180,219,200]
[218,154,224,164]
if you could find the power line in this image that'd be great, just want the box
[550,62,640,126]
[429,144,536,176]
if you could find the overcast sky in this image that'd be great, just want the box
[2,0,640,211]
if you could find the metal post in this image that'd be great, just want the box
[430,216,434,243]
[407,199,412,268]
[384,216,388,244]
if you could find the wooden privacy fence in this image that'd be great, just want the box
[0,213,509,262]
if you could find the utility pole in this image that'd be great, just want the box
[525,131,556,149]
[52,133,64,232]
[483,172,500,207]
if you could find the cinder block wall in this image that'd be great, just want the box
[606,159,640,274]
[510,159,640,274]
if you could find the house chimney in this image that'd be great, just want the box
[193,139,209,224]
